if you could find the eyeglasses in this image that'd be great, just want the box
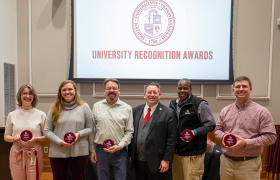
[22,93,34,97]
[105,87,118,91]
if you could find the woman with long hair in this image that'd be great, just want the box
[44,80,92,180]
[4,84,47,180]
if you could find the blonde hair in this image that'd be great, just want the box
[50,80,85,126]
[17,84,38,107]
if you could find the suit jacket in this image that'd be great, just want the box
[129,102,177,173]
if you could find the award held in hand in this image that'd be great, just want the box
[181,129,193,142]
[64,132,76,144]
[21,130,33,142]
[223,134,237,147]
[103,139,114,149]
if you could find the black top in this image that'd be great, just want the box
[169,95,208,156]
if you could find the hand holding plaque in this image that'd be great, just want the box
[181,129,193,142]
[103,139,114,149]
[64,132,76,144]
[20,130,33,142]
[223,134,237,147]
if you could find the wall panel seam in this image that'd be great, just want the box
[29,0,32,85]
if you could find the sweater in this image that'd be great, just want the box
[44,102,93,158]
[5,108,46,138]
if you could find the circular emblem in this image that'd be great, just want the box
[64,132,76,144]
[181,129,193,142]
[223,134,237,147]
[132,0,175,46]
[103,139,115,149]
[20,130,33,142]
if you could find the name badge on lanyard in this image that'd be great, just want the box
[30,156,36,165]
[30,148,36,166]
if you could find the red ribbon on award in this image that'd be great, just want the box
[223,134,237,147]
[103,139,114,149]
[20,130,33,142]
[64,132,76,144]
[181,129,193,142]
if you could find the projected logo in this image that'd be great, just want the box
[132,0,175,46]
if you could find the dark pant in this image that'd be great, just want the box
[50,155,88,180]
[135,160,172,180]
[96,145,127,180]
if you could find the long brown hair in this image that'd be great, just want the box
[50,80,85,126]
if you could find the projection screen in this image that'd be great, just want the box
[70,0,234,84]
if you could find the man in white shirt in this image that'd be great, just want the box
[90,78,134,180]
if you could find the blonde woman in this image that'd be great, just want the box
[44,80,92,180]
[4,84,47,180]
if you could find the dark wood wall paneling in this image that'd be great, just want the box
[0,127,12,180]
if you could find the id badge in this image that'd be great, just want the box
[30,156,36,165]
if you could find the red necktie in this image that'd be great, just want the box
[144,108,151,124]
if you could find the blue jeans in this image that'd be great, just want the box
[96,145,127,180]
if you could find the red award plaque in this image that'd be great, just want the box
[20,130,33,142]
[181,130,193,142]
[223,134,237,147]
[103,139,114,149]
[64,132,76,144]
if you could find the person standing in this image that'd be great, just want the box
[214,76,277,180]
[90,78,134,180]
[4,84,47,180]
[129,82,177,180]
[169,78,216,180]
[44,80,93,180]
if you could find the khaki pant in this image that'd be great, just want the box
[172,153,205,180]
[9,142,43,180]
[220,154,262,180]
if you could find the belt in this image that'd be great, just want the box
[97,144,103,148]
[224,153,258,161]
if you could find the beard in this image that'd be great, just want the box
[109,97,115,101]
[108,92,116,101]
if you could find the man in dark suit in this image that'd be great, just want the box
[129,82,177,180]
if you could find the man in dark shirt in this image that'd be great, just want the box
[129,82,177,180]
[169,78,216,180]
